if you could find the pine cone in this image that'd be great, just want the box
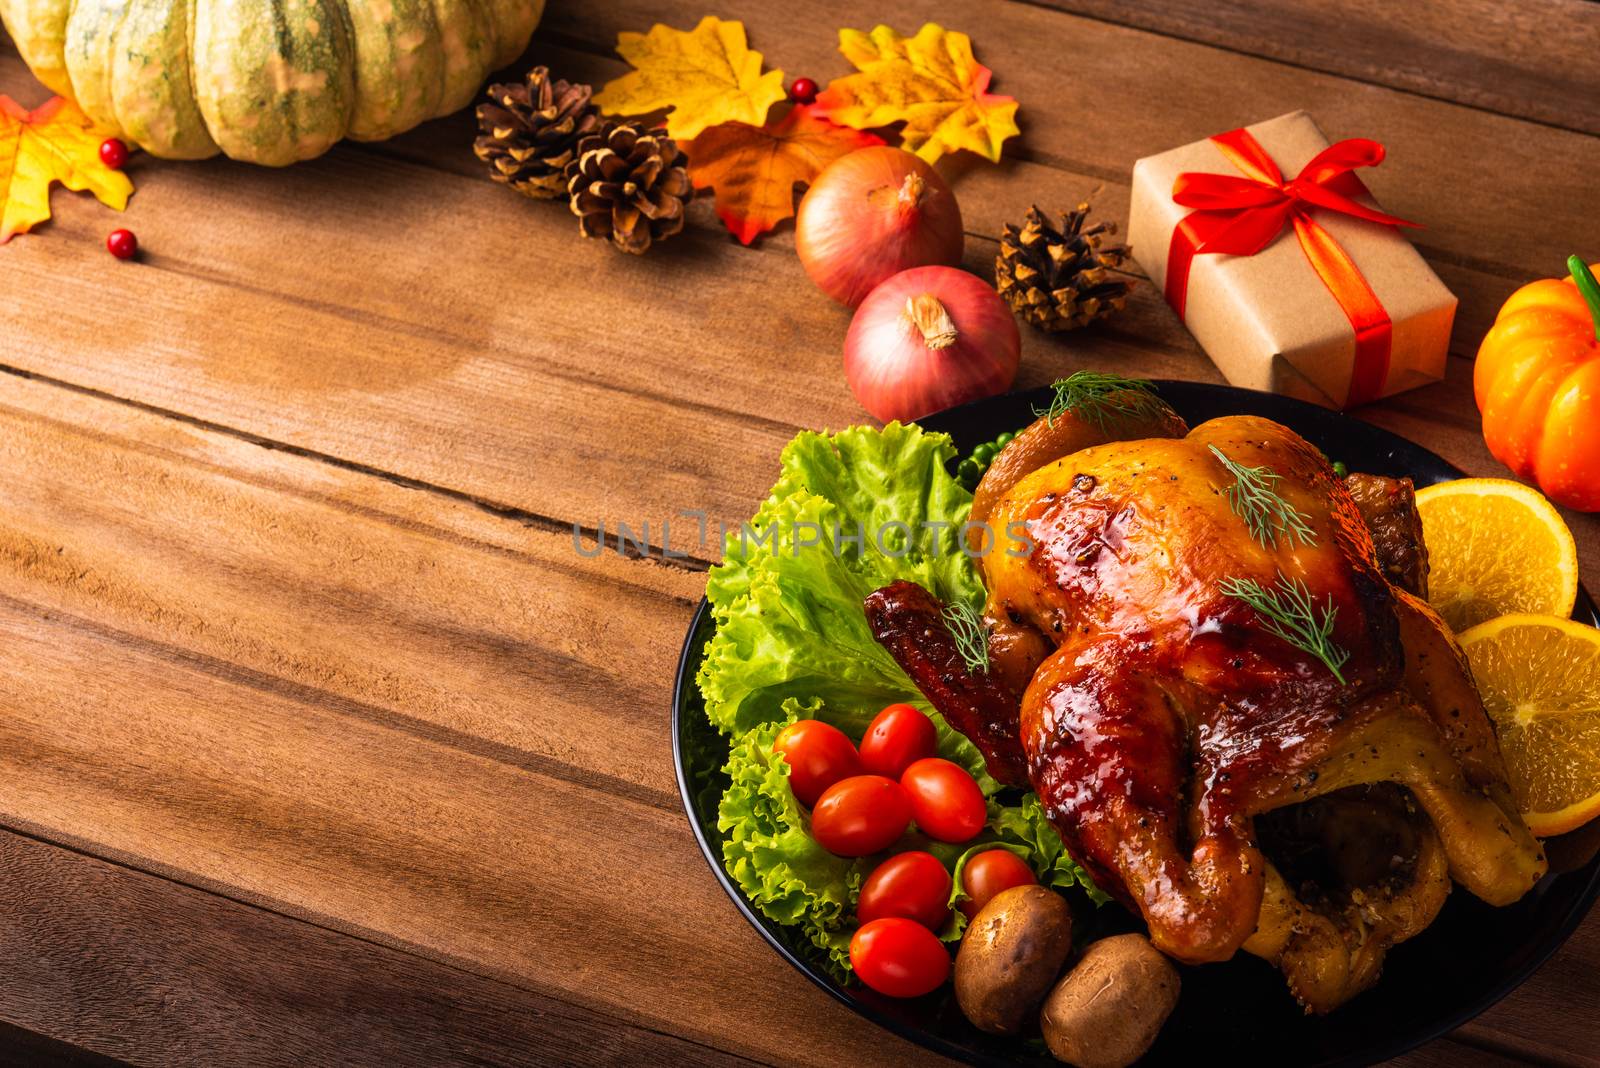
[565,122,691,255]
[474,67,601,199]
[996,204,1131,332]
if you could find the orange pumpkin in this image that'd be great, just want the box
[1475,256,1600,511]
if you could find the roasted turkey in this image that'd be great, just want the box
[866,398,1546,1012]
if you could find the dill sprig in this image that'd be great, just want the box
[1034,371,1170,431]
[942,600,991,675]
[1208,445,1317,550]
[1219,572,1350,684]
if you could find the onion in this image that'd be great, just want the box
[844,266,1021,423]
[796,146,964,307]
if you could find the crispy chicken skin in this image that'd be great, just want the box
[866,411,1546,1012]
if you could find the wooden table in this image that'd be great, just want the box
[1,0,1597,1064]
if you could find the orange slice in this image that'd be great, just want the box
[1415,478,1578,632]
[1458,613,1600,837]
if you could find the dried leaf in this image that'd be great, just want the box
[594,16,788,143]
[688,105,882,245]
[813,23,1019,164]
[0,96,132,243]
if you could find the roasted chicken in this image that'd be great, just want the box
[867,401,1546,1012]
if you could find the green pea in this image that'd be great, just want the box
[1332,461,1349,478]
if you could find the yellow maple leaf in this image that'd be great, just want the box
[813,23,1020,164]
[0,95,133,244]
[594,16,788,143]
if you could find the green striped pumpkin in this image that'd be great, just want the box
[0,0,543,164]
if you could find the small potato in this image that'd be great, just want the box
[1040,934,1179,1068]
[954,884,1074,1035]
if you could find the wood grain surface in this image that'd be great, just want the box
[1028,0,1600,136]
[0,0,1597,1065]
[0,831,755,1068]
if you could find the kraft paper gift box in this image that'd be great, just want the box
[1128,110,1456,409]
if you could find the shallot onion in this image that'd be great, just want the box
[844,266,1021,422]
[796,146,964,307]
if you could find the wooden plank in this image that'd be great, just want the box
[1026,0,1600,136]
[0,829,757,1068]
[0,371,705,801]
[0,594,945,1068]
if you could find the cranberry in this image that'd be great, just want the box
[98,138,129,169]
[106,229,138,260]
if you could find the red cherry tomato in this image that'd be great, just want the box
[773,720,862,807]
[900,758,987,843]
[859,703,938,779]
[850,918,951,998]
[811,775,912,857]
[858,851,952,930]
[959,849,1038,918]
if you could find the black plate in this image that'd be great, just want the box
[672,382,1600,1067]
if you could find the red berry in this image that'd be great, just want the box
[106,229,137,260]
[99,138,129,170]
[789,77,819,104]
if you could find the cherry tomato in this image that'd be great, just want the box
[773,720,862,807]
[959,849,1038,918]
[850,918,951,998]
[858,851,952,930]
[811,775,912,857]
[859,703,937,779]
[900,758,987,843]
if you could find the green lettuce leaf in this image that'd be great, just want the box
[699,422,984,739]
[704,422,981,629]
[698,490,913,738]
[702,423,1105,976]
[766,423,984,606]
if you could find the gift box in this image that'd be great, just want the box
[1128,110,1456,409]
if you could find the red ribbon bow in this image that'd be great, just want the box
[1164,128,1420,407]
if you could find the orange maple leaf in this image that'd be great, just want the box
[687,105,883,244]
[0,95,133,243]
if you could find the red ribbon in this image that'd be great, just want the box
[1164,128,1420,407]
